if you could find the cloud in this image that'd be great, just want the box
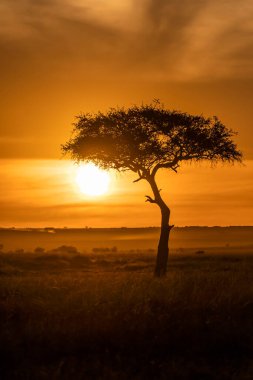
[0,0,140,40]
[0,0,253,81]
[172,1,253,80]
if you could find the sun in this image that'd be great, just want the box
[75,163,110,196]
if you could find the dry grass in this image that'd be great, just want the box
[0,250,253,379]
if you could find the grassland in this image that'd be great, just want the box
[0,249,253,379]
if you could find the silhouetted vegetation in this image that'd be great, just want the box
[0,249,252,379]
[63,102,242,276]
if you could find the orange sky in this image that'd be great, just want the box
[0,1,253,227]
[0,159,252,228]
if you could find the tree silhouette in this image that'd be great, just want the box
[62,102,242,276]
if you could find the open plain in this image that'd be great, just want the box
[0,227,253,379]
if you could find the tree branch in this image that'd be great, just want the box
[171,164,179,173]
[133,176,144,183]
[151,151,215,177]
[151,156,180,177]
[133,169,146,183]
[145,195,157,204]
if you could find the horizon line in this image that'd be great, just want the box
[1,225,253,230]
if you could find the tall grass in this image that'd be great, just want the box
[0,251,253,379]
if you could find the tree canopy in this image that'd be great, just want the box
[62,103,242,180]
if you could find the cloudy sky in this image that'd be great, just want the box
[0,0,253,227]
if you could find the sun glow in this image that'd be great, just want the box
[75,163,110,196]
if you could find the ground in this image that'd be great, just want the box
[0,249,253,379]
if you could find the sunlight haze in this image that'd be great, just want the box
[0,0,252,227]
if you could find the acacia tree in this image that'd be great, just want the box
[62,102,242,277]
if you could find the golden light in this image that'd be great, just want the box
[75,163,110,196]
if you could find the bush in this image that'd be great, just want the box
[92,247,118,253]
[34,247,45,254]
[195,250,205,254]
[51,245,79,254]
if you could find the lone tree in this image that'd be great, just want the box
[62,102,242,276]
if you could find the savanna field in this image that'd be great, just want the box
[0,239,253,379]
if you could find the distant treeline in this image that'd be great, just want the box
[1,226,253,252]
[1,226,253,232]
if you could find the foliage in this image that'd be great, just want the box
[62,102,242,180]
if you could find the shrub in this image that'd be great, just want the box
[34,247,45,254]
[51,245,79,254]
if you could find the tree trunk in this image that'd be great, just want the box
[154,204,172,277]
[146,174,173,277]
